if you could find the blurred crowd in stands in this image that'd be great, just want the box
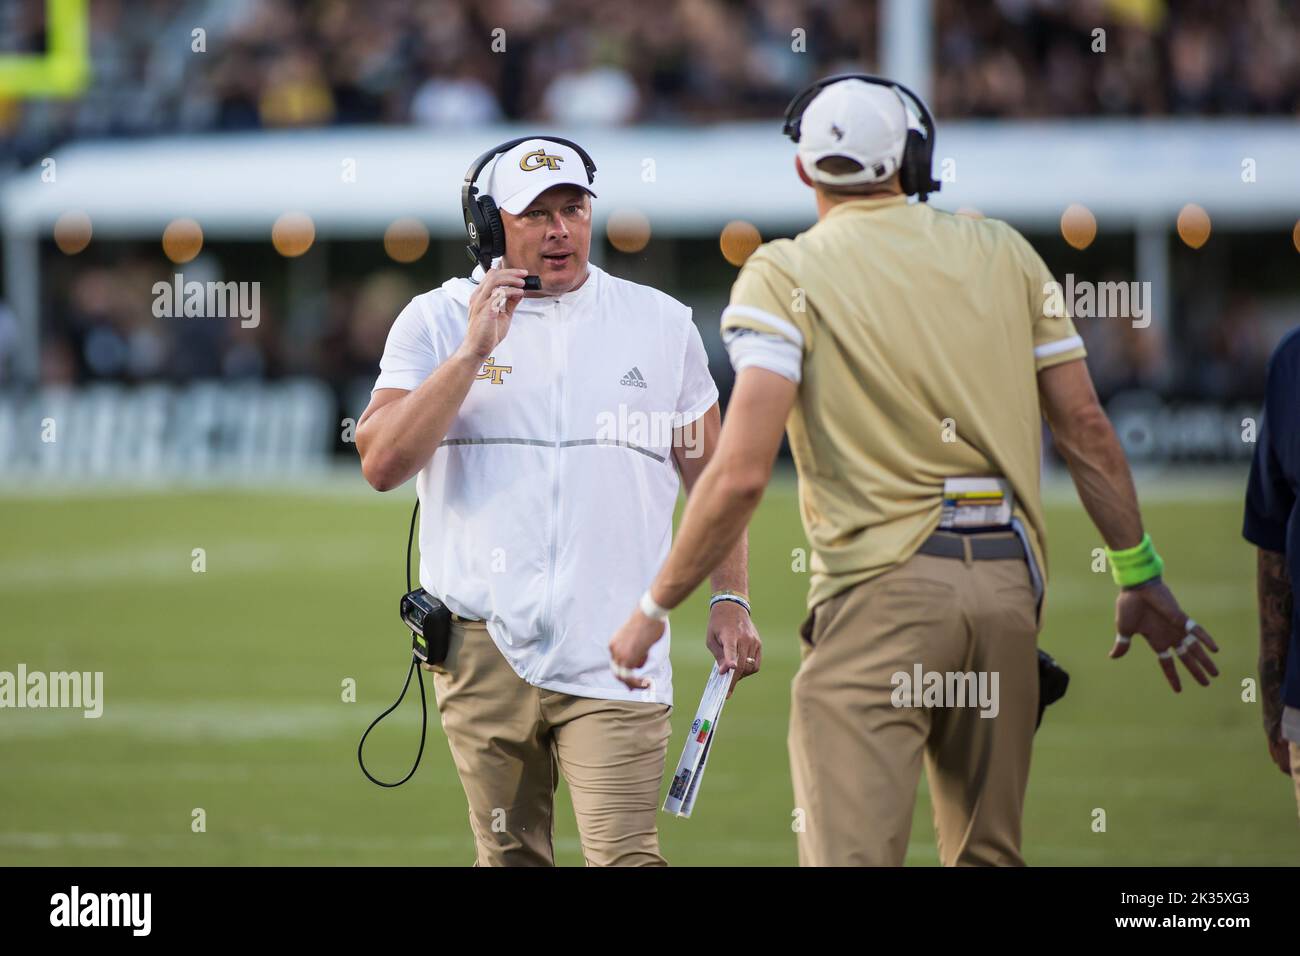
[1,0,1296,410]
[17,236,1286,416]
[34,253,415,391]
[3,0,1299,166]
[933,0,1300,117]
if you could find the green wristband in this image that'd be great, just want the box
[1106,533,1164,588]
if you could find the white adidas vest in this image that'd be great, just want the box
[372,264,718,705]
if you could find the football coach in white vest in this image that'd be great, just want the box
[355,137,760,866]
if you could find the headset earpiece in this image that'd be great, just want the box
[900,128,924,198]
[904,119,941,201]
[479,195,505,262]
[908,128,941,202]
[463,188,507,269]
[462,181,487,266]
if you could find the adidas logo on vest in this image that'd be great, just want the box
[620,367,648,388]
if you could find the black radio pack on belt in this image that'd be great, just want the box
[357,500,448,788]
[401,586,451,667]
[1036,649,1070,730]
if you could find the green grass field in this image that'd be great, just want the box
[1,472,1296,866]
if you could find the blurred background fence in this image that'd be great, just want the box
[1,0,1297,478]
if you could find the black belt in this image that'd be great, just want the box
[917,529,1024,561]
[450,612,483,623]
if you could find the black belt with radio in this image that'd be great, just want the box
[357,500,453,787]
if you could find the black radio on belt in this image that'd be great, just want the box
[1036,649,1069,730]
[400,588,452,666]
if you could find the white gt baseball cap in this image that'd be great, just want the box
[482,138,597,215]
[796,79,910,187]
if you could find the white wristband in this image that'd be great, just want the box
[639,589,671,622]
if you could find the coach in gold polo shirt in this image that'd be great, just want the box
[609,75,1218,866]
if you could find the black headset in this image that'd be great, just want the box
[461,136,598,273]
[782,73,941,202]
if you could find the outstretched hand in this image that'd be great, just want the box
[1109,580,1220,692]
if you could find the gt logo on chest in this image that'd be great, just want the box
[475,356,513,385]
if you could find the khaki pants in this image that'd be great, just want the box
[431,619,671,866]
[789,549,1040,866]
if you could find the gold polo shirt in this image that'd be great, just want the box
[721,195,1086,610]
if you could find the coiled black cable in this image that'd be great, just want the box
[357,500,427,787]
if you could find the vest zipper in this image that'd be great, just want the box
[530,298,566,681]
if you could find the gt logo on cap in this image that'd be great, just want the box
[519,149,564,172]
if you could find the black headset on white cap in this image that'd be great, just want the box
[460,136,598,286]
[782,73,941,202]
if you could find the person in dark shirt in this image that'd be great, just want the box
[1243,327,1300,818]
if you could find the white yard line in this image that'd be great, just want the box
[0,702,383,741]
[0,536,389,590]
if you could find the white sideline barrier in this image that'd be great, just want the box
[0,379,335,478]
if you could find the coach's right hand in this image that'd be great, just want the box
[461,267,528,359]
[1109,580,1220,692]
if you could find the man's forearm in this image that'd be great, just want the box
[1052,407,1144,550]
[653,367,794,611]
[1257,548,1292,735]
[654,465,763,609]
[708,527,749,597]
[357,349,482,489]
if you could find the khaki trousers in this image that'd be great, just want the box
[431,619,671,866]
[789,548,1040,866]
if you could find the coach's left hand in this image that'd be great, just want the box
[706,601,762,698]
